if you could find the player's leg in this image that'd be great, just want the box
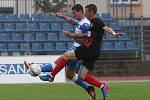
[39,59,96,99]
[78,63,109,100]
[24,50,76,82]
[78,61,103,88]
[66,63,96,100]
[50,51,76,78]
[74,46,109,99]
[74,47,104,89]
[66,62,89,90]
[39,51,77,82]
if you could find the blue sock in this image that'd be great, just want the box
[72,74,89,90]
[75,79,89,90]
[41,64,53,72]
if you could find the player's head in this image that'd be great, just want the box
[85,4,97,20]
[72,4,84,20]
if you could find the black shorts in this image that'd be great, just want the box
[75,45,100,70]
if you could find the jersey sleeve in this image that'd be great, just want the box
[96,19,106,30]
[73,20,79,26]
[80,23,90,33]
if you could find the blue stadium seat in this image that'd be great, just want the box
[4,23,15,31]
[110,21,118,26]
[126,41,139,50]
[20,43,29,51]
[39,23,50,31]
[106,33,118,40]
[43,13,55,21]
[114,42,126,50]
[24,33,35,41]
[0,33,11,41]
[48,33,59,41]
[59,33,70,41]
[102,42,114,50]
[31,14,44,21]
[44,43,55,51]
[51,23,62,31]
[101,13,112,20]
[0,43,7,51]
[27,23,38,31]
[19,14,30,21]
[16,23,26,31]
[8,14,18,20]
[0,14,6,20]
[36,33,47,41]
[103,34,106,40]
[118,33,129,40]
[0,24,3,31]
[32,43,43,51]
[8,43,20,51]
[54,17,64,22]
[12,33,24,41]
[110,22,122,31]
[56,42,67,51]
[63,23,74,31]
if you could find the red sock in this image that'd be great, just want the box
[51,57,67,77]
[84,75,103,88]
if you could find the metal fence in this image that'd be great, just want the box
[0,0,110,14]
[0,0,71,14]
[0,0,34,14]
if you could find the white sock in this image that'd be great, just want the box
[72,74,78,82]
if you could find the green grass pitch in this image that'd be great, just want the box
[0,82,150,100]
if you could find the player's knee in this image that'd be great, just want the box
[78,74,85,80]
[63,53,69,60]
[66,69,75,80]
[78,65,88,80]
[63,51,75,60]
[66,73,74,80]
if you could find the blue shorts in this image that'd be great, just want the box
[67,60,78,70]
[67,45,78,70]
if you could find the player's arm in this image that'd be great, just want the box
[97,18,124,36]
[66,22,91,38]
[71,26,123,37]
[63,30,86,39]
[63,22,91,39]
[103,26,124,36]
[54,12,76,25]
[63,22,91,43]
[63,30,87,44]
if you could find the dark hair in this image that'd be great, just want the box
[85,4,97,14]
[72,4,84,13]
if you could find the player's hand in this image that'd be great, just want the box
[112,32,124,37]
[53,12,64,18]
[63,30,72,37]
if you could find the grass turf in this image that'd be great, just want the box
[0,82,150,100]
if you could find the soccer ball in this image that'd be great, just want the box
[29,64,41,76]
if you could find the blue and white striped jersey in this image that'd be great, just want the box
[73,18,90,47]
